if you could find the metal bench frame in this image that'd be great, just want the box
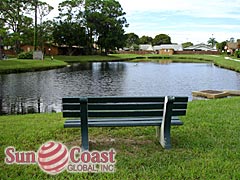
[63,96,188,150]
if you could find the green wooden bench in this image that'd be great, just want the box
[62,96,188,150]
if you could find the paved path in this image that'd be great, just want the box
[224,57,240,62]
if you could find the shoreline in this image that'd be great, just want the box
[0,54,239,74]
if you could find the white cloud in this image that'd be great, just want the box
[119,0,240,19]
[41,0,240,44]
[119,0,240,43]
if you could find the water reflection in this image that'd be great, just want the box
[0,62,127,114]
[0,97,41,115]
[0,62,240,115]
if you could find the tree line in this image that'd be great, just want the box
[124,33,172,50]
[0,0,128,55]
[0,0,229,56]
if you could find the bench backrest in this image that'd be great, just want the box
[62,96,188,118]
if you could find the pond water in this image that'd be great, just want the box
[1,61,240,114]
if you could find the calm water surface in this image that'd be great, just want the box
[1,61,240,114]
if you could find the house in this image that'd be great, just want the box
[20,44,85,56]
[21,44,59,55]
[153,44,183,55]
[226,39,240,55]
[139,44,154,51]
[184,43,217,51]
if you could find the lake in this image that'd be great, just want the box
[1,61,240,114]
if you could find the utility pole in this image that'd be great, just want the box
[34,0,38,51]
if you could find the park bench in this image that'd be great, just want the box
[62,96,188,150]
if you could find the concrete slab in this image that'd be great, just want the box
[192,90,229,99]
[224,90,240,96]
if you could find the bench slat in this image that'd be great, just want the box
[63,103,164,111]
[88,97,165,103]
[172,109,187,116]
[64,116,181,123]
[64,119,183,127]
[88,110,164,117]
[62,96,188,104]
[64,117,182,124]
[63,110,165,118]
[63,109,187,118]
[63,98,80,103]
[62,102,187,111]
[63,111,81,118]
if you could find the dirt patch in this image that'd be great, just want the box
[65,137,154,151]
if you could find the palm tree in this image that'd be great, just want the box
[208,37,217,48]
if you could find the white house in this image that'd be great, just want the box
[184,43,217,51]
[139,44,154,51]
[153,44,183,51]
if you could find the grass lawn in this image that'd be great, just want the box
[0,54,240,74]
[0,58,67,74]
[1,97,240,179]
[111,54,240,72]
[55,55,134,63]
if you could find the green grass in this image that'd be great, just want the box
[112,54,240,72]
[1,54,240,74]
[0,58,67,74]
[1,97,240,179]
[55,55,134,63]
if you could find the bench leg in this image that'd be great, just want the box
[156,125,171,149]
[158,96,174,149]
[80,97,89,151]
[81,126,89,151]
[159,122,171,149]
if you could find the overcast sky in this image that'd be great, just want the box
[43,0,240,44]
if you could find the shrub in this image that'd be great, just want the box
[234,50,240,58]
[18,51,33,59]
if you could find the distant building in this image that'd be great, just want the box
[21,44,59,55]
[153,44,183,55]
[226,39,240,55]
[184,43,217,51]
[139,44,153,51]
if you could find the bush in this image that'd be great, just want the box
[234,50,240,58]
[18,51,33,59]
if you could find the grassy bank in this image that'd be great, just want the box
[1,97,240,179]
[55,55,135,63]
[0,58,67,74]
[0,54,240,74]
[111,54,240,72]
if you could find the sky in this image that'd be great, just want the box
[42,0,240,45]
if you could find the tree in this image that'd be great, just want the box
[125,33,139,47]
[58,0,84,23]
[0,0,53,53]
[216,41,227,52]
[0,22,7,59]
[52,20,87,55]
[182,42,193,48]
[37,1,54,51]
[153,34,171,45]
[38,20,55,45]
[0,0,35,53]
[85,0,128,54]
[139,35,153,45]
[207,38,217,48]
